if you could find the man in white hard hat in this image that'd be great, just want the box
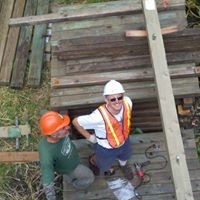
[73,80,133,180]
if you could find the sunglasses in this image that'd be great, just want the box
[109,96,123,102]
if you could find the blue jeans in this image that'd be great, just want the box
[95,138,132,172]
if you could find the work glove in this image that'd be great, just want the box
[87,134,97,143]
[43,182,56,200]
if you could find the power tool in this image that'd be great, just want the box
[134,163,144,180]
[134,161,151,180]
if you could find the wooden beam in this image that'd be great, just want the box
[141,0,194,199]
[8,0,185,26]
[0,152,39,162]
[0,0,15,68]
[50,77,200,109]
[51,64,199,88]
[10,0,37,88]
[8,0,141,26]
[27,0,50,87]
[125,25,182,37]
[0,0,26,85]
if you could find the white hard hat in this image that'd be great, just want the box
[103,80,125,96]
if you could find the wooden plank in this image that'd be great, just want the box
[51,64,199,88]
[0,0,26,85]
[0,0,15,69]
[27,0,50,87]
[63,130,200,200]
[9,0,185,26]
[126,10,196,38]
[51,21,197,56]
[0,124,31,137]
[0,152,39,162]
[51,54,195,77]
[50,77,200,109]
[51,10,185,42]
[126,25,182,37]
[63,191,200,200]
[50,76,198,97]
[142,191,200,200]
[10,0,37,88]
[52,34,200,61]
[142,0,194,199]
[51,8,188,34]
[51,51,200,77]
[52,36,200,61]
[51,13,145,33]
[51,55,151,77]
[64,179,200,199]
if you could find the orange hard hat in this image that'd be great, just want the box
[40,111,70,135]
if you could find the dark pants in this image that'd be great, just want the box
[95,138,132,172]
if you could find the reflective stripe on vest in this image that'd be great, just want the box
[98,100,131,148]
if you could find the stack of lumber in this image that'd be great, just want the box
[63,129,200,200]
[50,0,200,132]
[50,0,200,108]
[0,0,50,88]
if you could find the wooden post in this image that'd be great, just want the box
[141,0,194,199]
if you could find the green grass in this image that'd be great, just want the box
[0,63,50,199]
[0,83,50,151]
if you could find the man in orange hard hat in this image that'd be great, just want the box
[73,80,133,180]
[38,111,94,200]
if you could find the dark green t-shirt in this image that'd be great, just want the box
[38,136,80,185]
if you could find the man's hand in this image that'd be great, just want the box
[87,134,97,143]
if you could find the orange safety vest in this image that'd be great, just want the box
[98,100,132,148]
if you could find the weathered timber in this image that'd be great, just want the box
[0,0,26,85]
[51,64,199,88]
[51,27,190,56]
[9,0,185,26]
[142,0,193,198]
[0,0,15,69]
[51,8,186,34]
[126,25,181,37]
[10,0,37,88]
[51,51,200,77]
[51,13,145,33]
[50,76,198,98]
[50,77,200,109]
[52,32,200,60]
[63,129,200,200]
[0,152,39,162]
[51,54,196,77]
[51,9,186,42]
[27,0,50,87]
